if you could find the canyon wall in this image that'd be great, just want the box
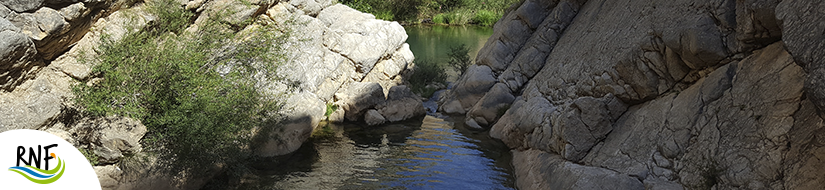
[440,0,825,189]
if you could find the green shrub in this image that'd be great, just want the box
[79,148,99,166]
[341,0,421,21]
[445,9,473,25]
[432,13,446,24]
[341,0,517,26]
[374,10,395,21]
[324,103,338,117]
[447,43,472,76]
[472,9,499,26]
[342,0,374,13]
[409,59,447,97]
[74,0,286,174]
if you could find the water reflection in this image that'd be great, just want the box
[209,115,515,189]
[404,25,493,81]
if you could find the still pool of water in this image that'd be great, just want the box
[405,25,494,81]
[203,26,510,190]
[207,115,516,190]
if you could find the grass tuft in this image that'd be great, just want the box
[472,9,499,26]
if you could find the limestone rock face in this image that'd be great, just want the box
[0,0,43,13]
[318,4,407,76]
[0,17,38,91]
[0,5,152,133]
[254,91,325,157]
[72,117,147,164]
[444,0,825,189]
[513,150,645,190]
[776,0,825,112]
[0,0,132,92]
[247,2,420,157]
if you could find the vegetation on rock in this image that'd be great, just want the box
[73,0,287,174]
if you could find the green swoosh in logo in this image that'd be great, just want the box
[8,156,66,184]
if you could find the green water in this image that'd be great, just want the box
[405,25,493,80]
[201,25,508,190]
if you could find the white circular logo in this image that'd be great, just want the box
[0,129,101,189]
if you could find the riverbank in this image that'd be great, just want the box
[340,0,520,26]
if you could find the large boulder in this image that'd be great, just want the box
[375,85,425,123]
[0,17,38,91]
[364,109,386,126]
[254,91,325,157]
[93,152,225,190]
[439,64,496,114]
[513,149,644,190]
[318,4,407,75]
[335,82,385,121]
[465,83,516,128]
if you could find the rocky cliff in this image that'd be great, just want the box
[440,0,825,189]
[0,0,422,189]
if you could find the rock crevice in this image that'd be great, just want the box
[442,0,825,189]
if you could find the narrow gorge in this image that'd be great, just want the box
[1,0,824,189]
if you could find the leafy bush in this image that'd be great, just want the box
[341,0,421,21]
[79,148,99,166]
[74,0,286,173]
[409,59,447,97]
[472,9,499,26]
[432,13,446,24]
[445,9,473,25]
[447,43,472,76]
[324,103,338,117]
[374,10,395,21]
[341,0,374,13]
[342,0,517,26]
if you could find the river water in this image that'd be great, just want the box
[203,26,511,189]
[405,25,493,81]
[222,116,515,189]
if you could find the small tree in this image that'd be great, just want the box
[447,44,472,76]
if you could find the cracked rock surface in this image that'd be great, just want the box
[0,0,423,189]
[441,0,825,189]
